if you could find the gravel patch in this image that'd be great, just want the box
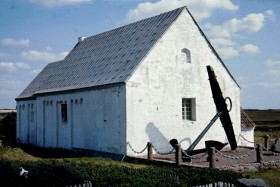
[148,147,280,171]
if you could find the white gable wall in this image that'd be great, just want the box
[126,10,241,156]
[16,85,127,154]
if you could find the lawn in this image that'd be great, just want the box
[255,124,280,146]
[0,145,242,186]
[243,168,280,187]
[245,109,280,146]
[244,109,280,123]
[252,125,280,187]
[244,109,280,187]
[246,131,280,187]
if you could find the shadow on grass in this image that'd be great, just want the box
[19,144,82,159]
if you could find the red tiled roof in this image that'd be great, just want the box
[241,108,256,127]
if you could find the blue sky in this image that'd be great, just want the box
[0,0,279,109]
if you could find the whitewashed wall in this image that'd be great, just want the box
[17,9,243,157]
[239,127,255,147]
[17,100,37,144]
[126,9,241,156]
[16,85,127,154]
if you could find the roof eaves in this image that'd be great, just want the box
[240,108,256,127]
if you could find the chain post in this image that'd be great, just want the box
[175,144,182,166]
[264,135,270,149]
[256,144,263,164]
[147,142,153,160]
[208,147,216,168]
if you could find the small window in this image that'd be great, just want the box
[181,48,191,63]
[61,103,68,123]
[182,98,196,120]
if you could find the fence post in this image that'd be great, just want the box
[264,135,270,149]
[175,144,182,166]
[147,142,153,160]
[256,144,263,164]
[208,147,216,168]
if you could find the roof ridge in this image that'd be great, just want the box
[88,6,186,41]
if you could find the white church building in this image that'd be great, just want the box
[16,7,252,156]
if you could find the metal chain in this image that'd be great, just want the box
[238,134,255,144]
[263,159,280,166]
[182,150,208,159]
[127,142,147,154]
[215,147,256,160]
[263,147,280,156]
[152,144,174,155]
[128,141,280,169]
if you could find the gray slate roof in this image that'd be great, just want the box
[16,6,239,100]
[17,6,185,99]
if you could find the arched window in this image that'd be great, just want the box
[181,48,191,63]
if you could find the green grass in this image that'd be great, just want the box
[245,109,280,146]
[245,109,280,187]
[242,109,280,186]
[254,124,280,145]
[0,146,41,161]
[244,109,280,123]
[0,145,242,186]
[243,168,280,187]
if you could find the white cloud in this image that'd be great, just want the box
[264,59,280,67]
[0,62,30,72]
[204,10,274,59]
[265,9,275,20]
[205,12,267,39]
[187,0,239,20]
[265,10,273,16]
[240,44,260,54]
[28,0,92,7]
[216,47,239,59]
[1,38,30,47]
[21,50,69,62]
[126,0,239,22]
[210,38,235,48]
[16,62,30,69]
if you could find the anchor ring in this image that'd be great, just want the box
[225,97,232,112]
